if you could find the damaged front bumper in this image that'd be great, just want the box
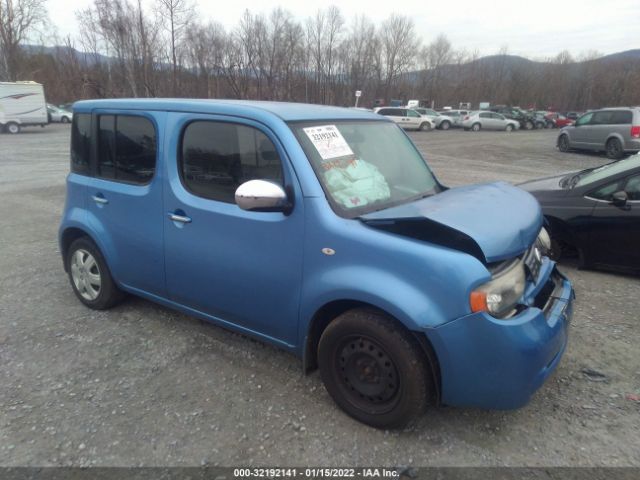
[425,259,574,409]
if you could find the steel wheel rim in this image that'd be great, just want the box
[334,335,401,414]
[70,249,101,301]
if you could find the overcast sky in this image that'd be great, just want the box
[46,0,639,59]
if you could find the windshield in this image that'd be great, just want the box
[573,155,640,187]
[290,121,441,217]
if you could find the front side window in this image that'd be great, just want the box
[291,121,441,217]
[625,175,640,201]
[181,121,284,203]
[97,115,156,184]
[70,113,91,174]
[576,112,593,126]
[588,180,623,201]
[407,110,421,118]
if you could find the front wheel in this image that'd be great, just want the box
[525,121,534,130]
[66,237,125,310]
[61,116,70,124]
[558,134,570,152]
[440,121,451,130]
[5,122,20,134]
[505,124,514,132]
[419,122,431,131]
[318,309,433,429]
[606,138,624,160]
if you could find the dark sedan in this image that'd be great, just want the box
[519,155,640,273]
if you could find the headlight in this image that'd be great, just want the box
[470,259,526,318]
[536,227,551,255]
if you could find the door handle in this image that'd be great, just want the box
[168,212,192,223]
[91,194,108,205]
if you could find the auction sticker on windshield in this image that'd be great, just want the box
[303,125,354,160]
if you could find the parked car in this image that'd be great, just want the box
[60,99,573,429]
[374,107,435,131]
[565,112,581,121]
[411,107,453,130]
[47,103,73,123]
[557,107,640,159]
[439,109,469,128]
[545,112,574,129]
[489,106,541,130]
[519,154,640,273]
[461,111,520,131]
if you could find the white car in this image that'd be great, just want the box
[47,104,73,123]
[461,111,520,132]
[374,107,435,131]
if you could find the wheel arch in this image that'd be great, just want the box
[60,227,95,271]
[302,300,442,402]
[605,133,625,147]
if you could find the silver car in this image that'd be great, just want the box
[557,107,640,159]
[47,104,73,123]
[412,108,454,130]
[461,111,520,132]
[374,107,435,131]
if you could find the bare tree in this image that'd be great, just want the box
[380,14,418,103]
[0,0,47,80]
[156,0,193,96]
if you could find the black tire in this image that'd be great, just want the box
[5,122,20,134]
[536,121,545,129]
[558,134,570,152]
[524,121,534,130]
[545,122,553,129]
[318,309,433,429]
[66,237,125,310]
[61,116,70,124]
[606,138,624,160]
[471,123,481,132]
[505,124,514,132]
[440,121,451,130]
[419,122,431,131]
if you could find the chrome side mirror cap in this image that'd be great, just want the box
[235,180,291,213]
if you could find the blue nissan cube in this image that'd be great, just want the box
[59,99,574,428]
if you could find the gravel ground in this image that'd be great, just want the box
[1,124,639,467]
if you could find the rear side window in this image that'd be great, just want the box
[611,111,632,125]
[181,121,284,204]
[70,114,91,175]
[97,115,156,184]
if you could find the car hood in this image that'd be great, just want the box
[517,173,569,193]
[360,182,543,263]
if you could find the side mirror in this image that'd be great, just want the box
[612,190,628,206]
[235,180,291,213]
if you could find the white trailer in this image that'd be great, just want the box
[0,81,48,134]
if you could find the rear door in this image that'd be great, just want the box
[85,111,166,296]
[589,111,615,149]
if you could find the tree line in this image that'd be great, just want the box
[1,0,639,111]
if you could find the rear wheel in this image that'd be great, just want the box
[524,121,534,130]
[5,122,20,134]
[61,116,70,124]
[471,123,481,132]
[66,237,125,310]
[318,309,433,429]
[558,134,570,152]
[505,124,514,132]
[606,138,624,160]
[440,121,451,130]
[419,122,431,131]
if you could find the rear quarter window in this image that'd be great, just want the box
[70,114,91,175]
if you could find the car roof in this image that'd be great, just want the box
[72,99,384,122]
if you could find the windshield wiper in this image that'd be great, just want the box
[562,167,597,188]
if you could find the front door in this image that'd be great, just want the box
[162,113,305,346]
[587,174,640,269]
